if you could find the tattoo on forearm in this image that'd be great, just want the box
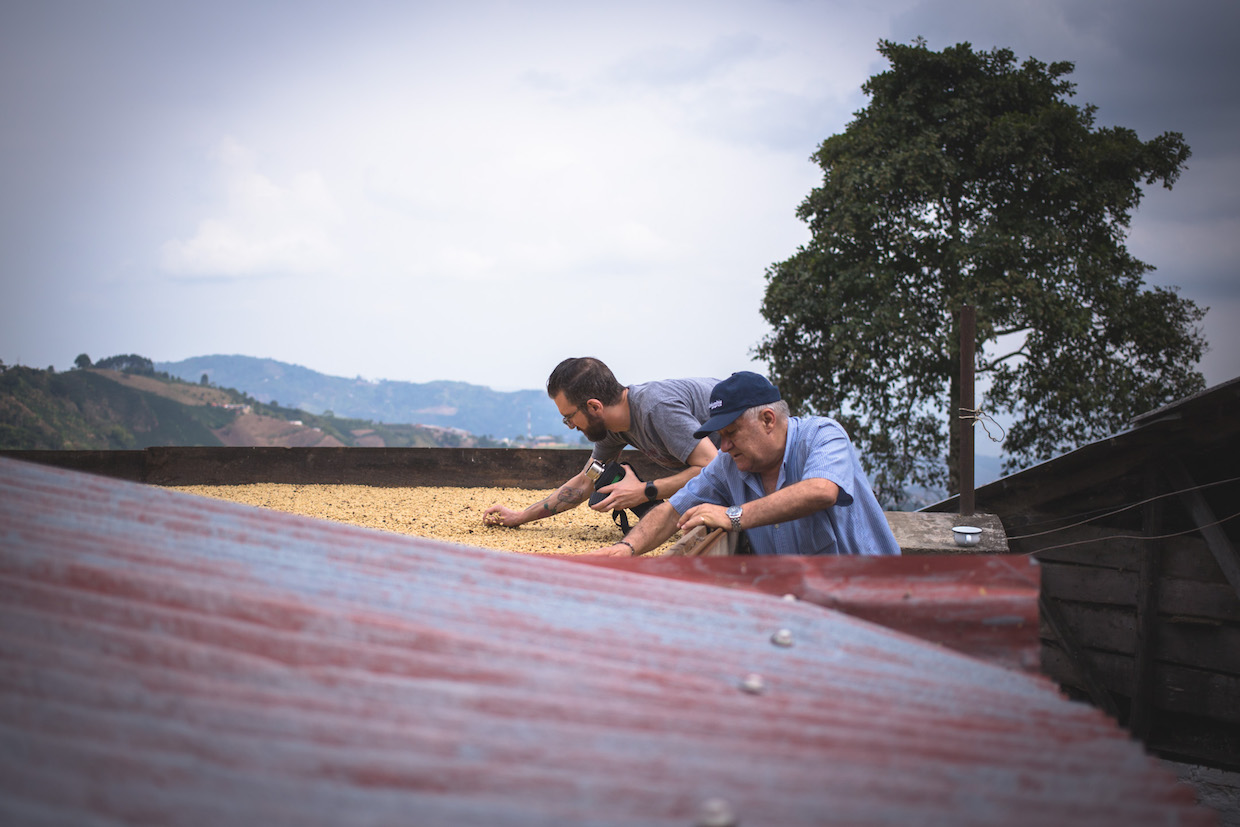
[541,485,584,515]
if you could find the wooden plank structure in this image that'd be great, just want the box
[929,376,1240,771]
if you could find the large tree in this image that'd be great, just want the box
[757,39,1207,507]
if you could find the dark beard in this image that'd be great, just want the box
[582,410,609,442]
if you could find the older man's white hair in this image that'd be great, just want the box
[738,399,790,422]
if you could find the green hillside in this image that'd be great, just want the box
[0,366,230,449]
[0,362,492,450]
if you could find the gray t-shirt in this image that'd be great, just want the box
[590,378,720,469]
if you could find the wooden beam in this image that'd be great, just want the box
[959,305,975,517]
[1041,646,1240,726]
[1037,603,1240,674]
[662,526,727,557]
[1129,469,1164,738]
[1166,460,1240,602]
[1038,591,1121,720]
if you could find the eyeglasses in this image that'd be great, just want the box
[561,404,586,428]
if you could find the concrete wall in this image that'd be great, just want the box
[1,447,663,489]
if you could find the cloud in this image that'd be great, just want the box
[159,137,342,279]
[3,0,1236,393]
[602,32,773,88]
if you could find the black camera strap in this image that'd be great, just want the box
[589,460,661,537]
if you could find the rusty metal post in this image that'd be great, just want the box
[960,305,975,517]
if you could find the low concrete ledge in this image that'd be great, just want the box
[0,447,667,489]
[888,511,1009,554]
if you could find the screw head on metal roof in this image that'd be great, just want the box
[739,673,765,694]
[770,628,794,647]
[696,797,738,827]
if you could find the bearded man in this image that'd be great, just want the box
[483,357,720,530]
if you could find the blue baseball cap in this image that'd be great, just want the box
[693,371,782,439]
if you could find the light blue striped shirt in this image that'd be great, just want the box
[669,416,900,556]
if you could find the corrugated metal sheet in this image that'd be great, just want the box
[0,457,1212,826]
[574,554,1042,675]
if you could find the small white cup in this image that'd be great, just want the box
[952,526,982,547]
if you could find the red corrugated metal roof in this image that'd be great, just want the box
[572,554,1042,674]
[0,457,1212,826]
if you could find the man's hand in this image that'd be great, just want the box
[483,504,522,528]
[589,464,650,512]
[586,502,680,556]
[483,468,595,528]
[677,503,731,532]
[587,542,636,557]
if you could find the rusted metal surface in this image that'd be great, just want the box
[0,457,1213,826]
[574,553,1043,675]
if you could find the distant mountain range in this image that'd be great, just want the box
[2,353,1004,495]
[155,355,1007,483]
[974,453,1004,487]
[157,355,578,442]
[0,363,469,450]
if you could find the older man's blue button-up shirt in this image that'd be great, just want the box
[669,416,900,556]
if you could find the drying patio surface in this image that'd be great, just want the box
[168,483,674,555]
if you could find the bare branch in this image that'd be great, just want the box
[979,347,1030,372]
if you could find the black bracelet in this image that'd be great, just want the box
[618,539,637,555]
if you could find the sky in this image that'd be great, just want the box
[3,0,1237,410]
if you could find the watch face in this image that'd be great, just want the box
[726,506,742,518]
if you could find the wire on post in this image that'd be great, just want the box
[958,407,1005,444]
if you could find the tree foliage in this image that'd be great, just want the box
[95,353,155,375]
[757,39,1207,507]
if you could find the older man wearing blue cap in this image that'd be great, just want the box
[594,371,900,557]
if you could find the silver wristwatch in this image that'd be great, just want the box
[726,505,743,532]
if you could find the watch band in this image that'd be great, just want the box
[645,481,658,501]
